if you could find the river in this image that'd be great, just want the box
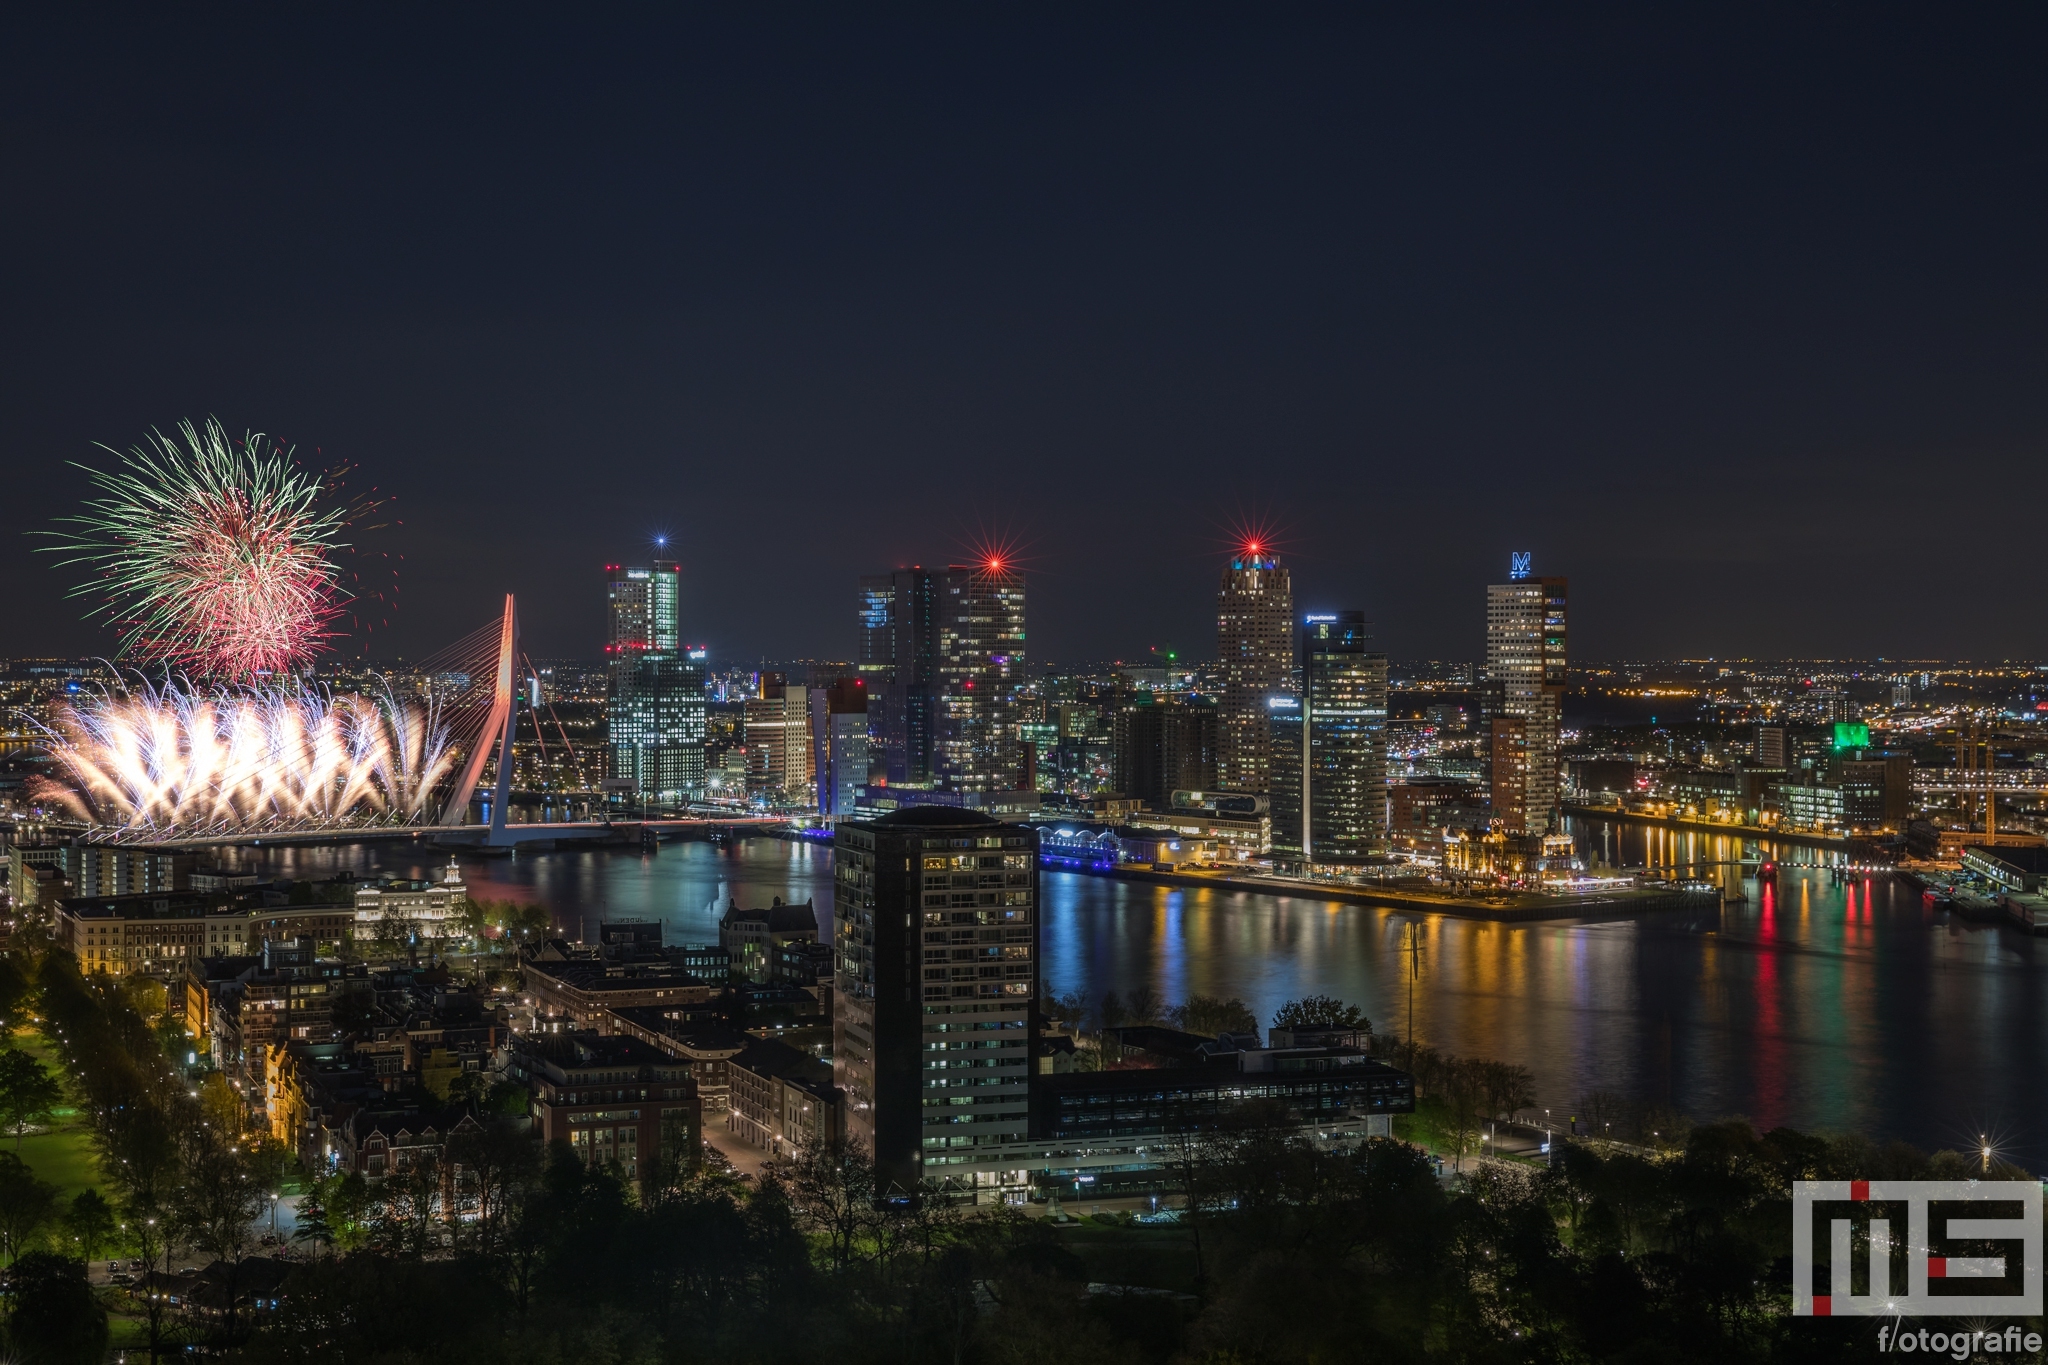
[223,816,2048,1164]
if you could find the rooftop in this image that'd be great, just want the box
[869,805,1005,829]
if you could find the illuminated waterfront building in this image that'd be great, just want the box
[1112,699,1219,811]
[1484,560,1567,835]
[833,806,1038,1195]
[936,561,1027,792]
[1215,544,1294,793]
[1489,716,1529,833]
[859,569,941,784]
[1269,611,1389,864]
[611,655,707,801]
[744,675,813,802]
[809,678,871,816]
[605,558,702,800]
[858,560,1025,793]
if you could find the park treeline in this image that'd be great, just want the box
[215,1109,2043,1365]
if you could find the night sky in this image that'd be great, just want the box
[4,9,2046,667]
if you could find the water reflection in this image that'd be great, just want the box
[227,818,2048,1163]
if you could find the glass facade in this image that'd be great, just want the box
[1269,612,1388,863]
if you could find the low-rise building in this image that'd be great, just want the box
[527,1033,700,1191]
[1963,845,2048,896]
[521,957,717,1029]
[606,1008,749,1114]
[718,897,819,982]
[352,859,467,941]
[61,888,356,981]
[726,1035,840,1157]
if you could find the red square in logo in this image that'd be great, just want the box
[1851,1180,1870,1201]
[1813,1296,1831,1316]
[1928,1257,1947,1279]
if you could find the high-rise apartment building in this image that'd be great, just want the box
[1483,563,1567,835]
[833,807,1038,1195]
[937,562,1027,793]
[859,569,941,785]
[604,558,701,801]
[809,678,871,817]
[1112,700,1219,810]
[744,675,813,802]
[1268,612,1388,864]
[859,561,1026,795]
[1215,544,1294,793]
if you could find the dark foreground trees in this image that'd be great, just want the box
[209,1116,2029,1365]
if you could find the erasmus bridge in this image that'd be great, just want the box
[44,594,793,851]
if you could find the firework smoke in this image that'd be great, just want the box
[37,678,456,837]
[45,417,355,680]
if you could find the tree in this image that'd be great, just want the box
[0,1050,63,1150]
[1270,994,1370,1033]
[197,1072,242,1139]
[6,1251,107,1365]
[1478,1060,1536,1123]
[176,1131,264,1341]
[766,1136,877,1274]
[126,1204,179,1365]
[375,1150,442,1256]
[1168,995,1259,1038]
[0,1153,59,1264]
[1440,1058,1487,1171]
[1123,985,1164,1026]
[447,1070,490,1115]
[61,1189,114,1263]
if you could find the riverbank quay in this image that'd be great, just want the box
[1048,860,1712,922]
[1561,802,1854,850]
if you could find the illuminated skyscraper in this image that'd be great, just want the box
[859,569,940,784]
[1216,543,1294,793]
[744,674,813,803]
[834,806,1038,1195]
[1483,559,1567,835]
[605,557,701,801]
[607,560,680,658]
[1269,611,1388,864]
[859,559,1025,794]
[937,560,1027,792]
[610,656,706,801]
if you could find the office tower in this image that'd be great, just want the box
[1216,543,1294,793]
[936,561,1027,792]
[1111,699,1219,810]
[860,569,941,785]
[1754,724,1787,770]
[607,656,707,802]
[605,559,700,800]
[833,807,1038,1195]
[744,675,813,802]
[809,678,871,816]
[606,560,680,658]
[1268,612,1389,863]
[1483,562,1567,835]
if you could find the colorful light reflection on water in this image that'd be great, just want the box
[232,818,2048,1163]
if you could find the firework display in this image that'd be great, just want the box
[38,679,455,837]
[45,417,354,680]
